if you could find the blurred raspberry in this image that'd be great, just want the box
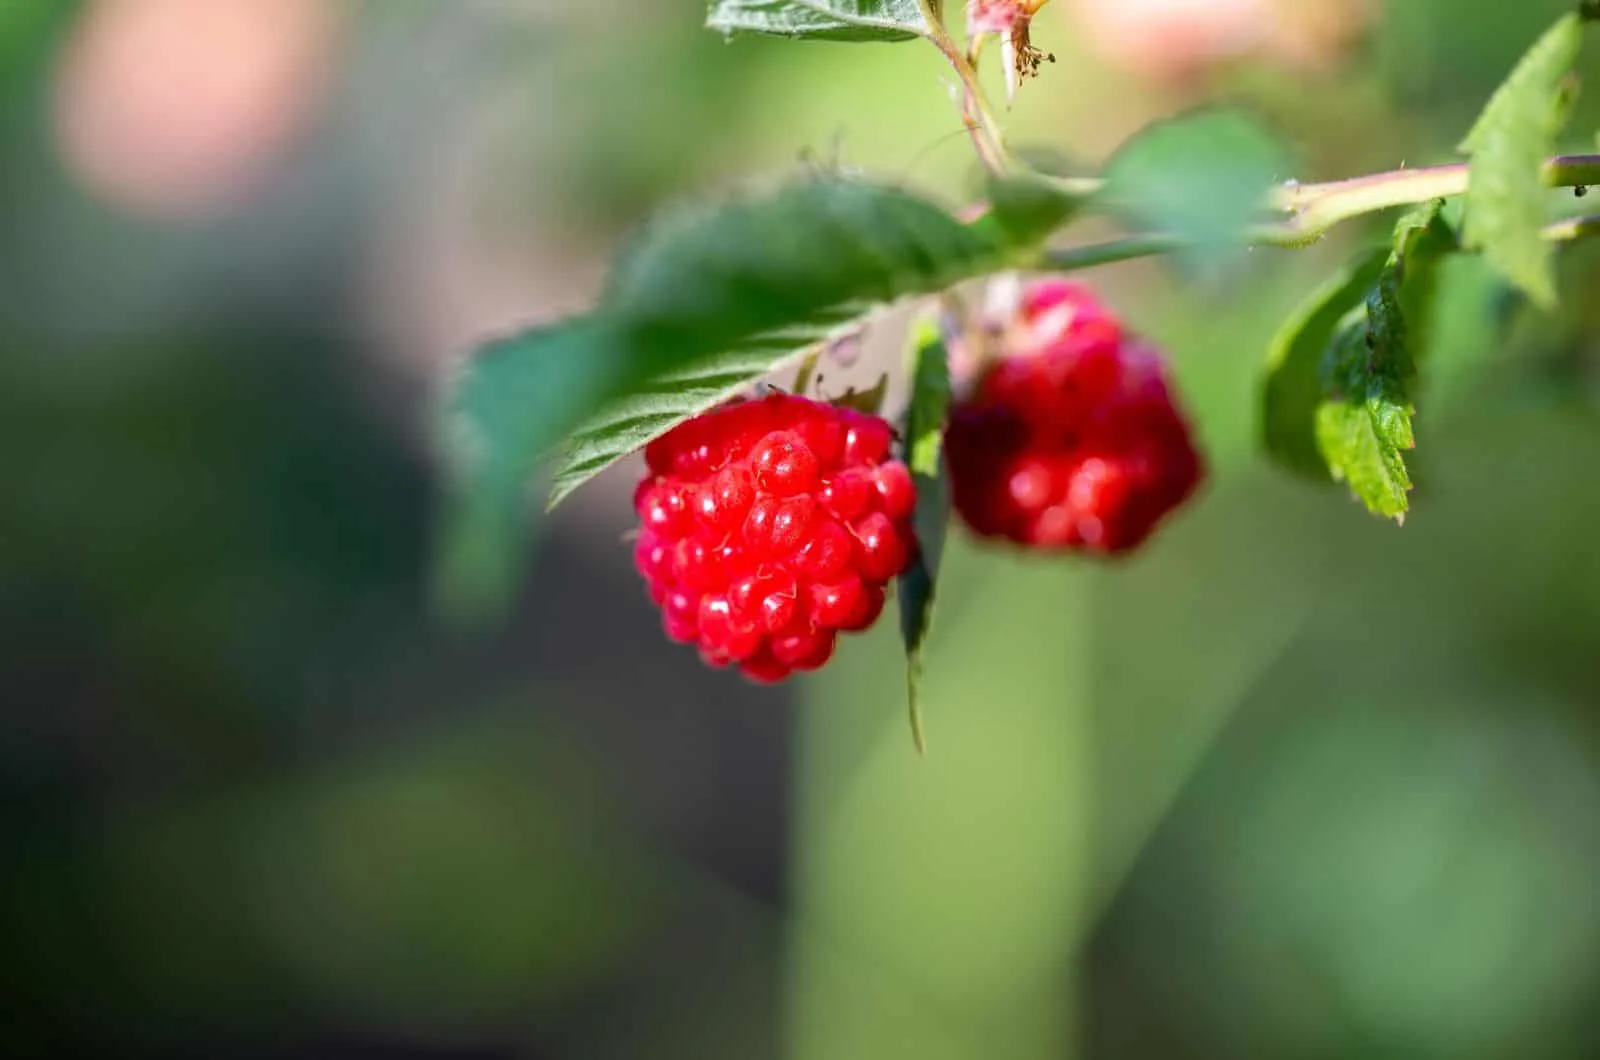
[945,279,1205,555]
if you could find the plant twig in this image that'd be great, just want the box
[1035,208,1600,275]
[1272,154,1600,239]
[919,0,1007,174]
[1030,155,1600,272]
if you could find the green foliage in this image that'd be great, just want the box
[1099,110,1291,271]
[1262,249,1390,477]
[443,0,1600,644]
[1459,11,1585,306]
[442,178,1014,614]
[1311,203,1457,521]
[1314,319,1415,521]
[896,316,952,754]
[705,0,929,42]
[1262,202,1457,520]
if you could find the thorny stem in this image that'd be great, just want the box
[919,0,1008,174]
[1034,154,1600,272]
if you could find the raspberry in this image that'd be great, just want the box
[945,279,1205,555]
[634,393,917,683]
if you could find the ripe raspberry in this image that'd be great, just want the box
[633,393,917,683]
[945,279,1204,555]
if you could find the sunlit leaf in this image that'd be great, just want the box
[1313,202,1455,521]
[1261,248,1388,478]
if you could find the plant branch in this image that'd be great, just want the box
[1034,233,1192,272]
[1035,209,1600,276]
[919,0,1007,174]
[1271,154,1600,239]
[1029,155,1600,273]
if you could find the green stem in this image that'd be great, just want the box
[1034,156,1600,273]
[1035,232,1191,272]
[919,0,1007,174]
[1272,154,1600,239]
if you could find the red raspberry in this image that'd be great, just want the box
[634,393,917,683]
[945,279,1204,555]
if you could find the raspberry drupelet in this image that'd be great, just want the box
[944,279,1205,554]
[633,393,918,683]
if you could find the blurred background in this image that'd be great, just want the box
[5,1,1600,1057]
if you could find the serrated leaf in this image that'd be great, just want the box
[441,178,1015,615]
[1271,202,1456,516]
[1262,248,1389,477]
[546,329,836,509]
[1315,321,1413,520]
[1389,199,1459,370]
[1099,109,1291,273]
[1315,257,1419,521]
[897,316,952,754]
[542,181,1004,506]
[1458,11,1584,307]
[705,0,929,42]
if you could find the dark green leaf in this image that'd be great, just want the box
[897,316,952,754]
[1314,239,1427,522]
[541,180,1004,506]
[1271,203,1456,518]
[1458,12,1584,307]
[1098,109,1291,272]
[1261,248,1389,477]
[705,0,929,42]
[604,180,998,343]
[437,318,624,619]
[1315,319,1414,521]
[1388,199,1459,371]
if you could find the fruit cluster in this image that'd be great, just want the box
[630,279,1205,681]
[944,279,1205,554]
[632,393,918,683]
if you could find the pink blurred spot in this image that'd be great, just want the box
[53,0,340,220]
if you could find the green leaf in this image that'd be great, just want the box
[705,0,929,42]
[543,181,1004,506]
[1388,199,1459,369]
[1312,205,1445,522]
[437,318,624,618]
[1314,318,1414,521]
[545,328,837,510]
[1261,248,1389,478]
[602,180,1000,352]
[1267,202,1456,517]
[1098,109,1291,272]
[440,177,1013,614]
[1458,11,1584,307]
[897,316,952,755]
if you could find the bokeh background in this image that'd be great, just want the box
[5,1,1600,1057]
